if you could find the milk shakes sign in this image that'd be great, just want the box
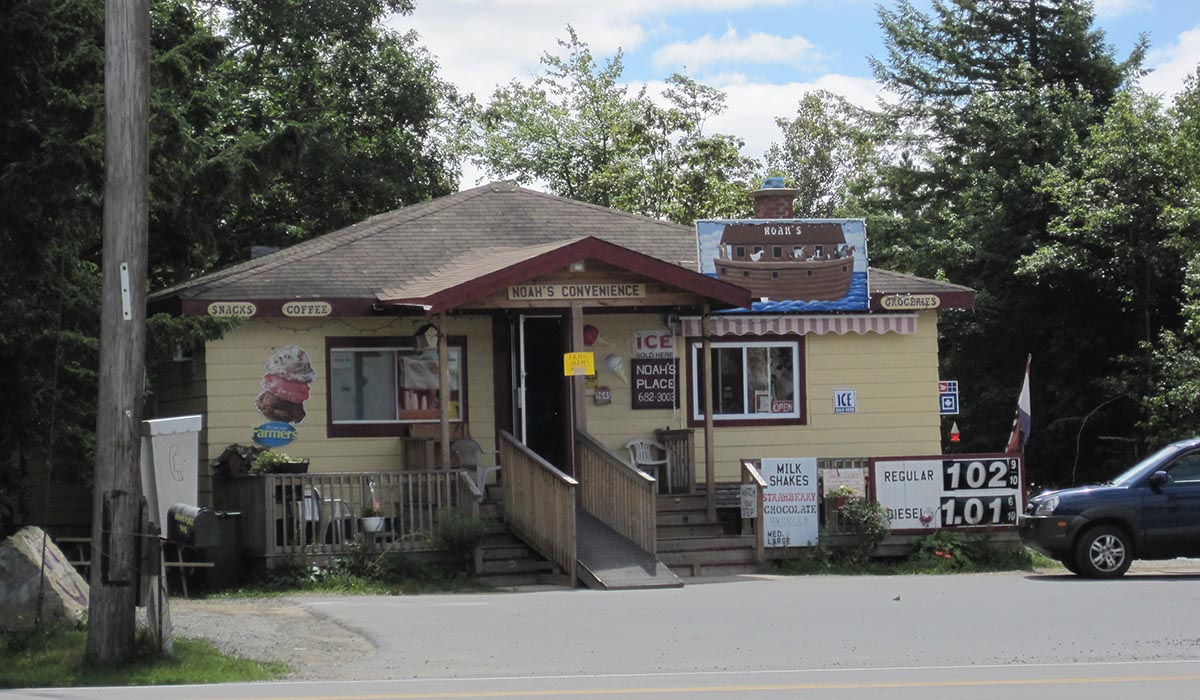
[872,454,1022,530]
[760,458,819,548]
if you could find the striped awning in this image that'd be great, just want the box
[681,314,918,337]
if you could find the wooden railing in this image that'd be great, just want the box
[211,469,476,561]
[500,431,577,582]
[741,460,767,564]
[576,430,657,555]
[654,428,695,494]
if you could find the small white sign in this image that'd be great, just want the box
[822,467,866,497]
[760,458,819,548]
[740,484,758,518]
[833,388,856,414]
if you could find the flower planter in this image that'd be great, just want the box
[271,460,310,474]
[361,516,385,533]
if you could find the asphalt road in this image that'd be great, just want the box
[6,564,1200,699]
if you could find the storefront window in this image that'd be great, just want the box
[691,339,803,423]
[328,340,462,430]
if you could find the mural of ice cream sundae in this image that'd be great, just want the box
[256,345,315,424]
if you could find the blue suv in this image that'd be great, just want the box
[1019,437,1200,578]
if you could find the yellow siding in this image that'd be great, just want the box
[576,314,686,457]
[193,309,946,490]
[696,311,943,479]
[202,316,495,476]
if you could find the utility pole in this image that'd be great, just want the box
[87,0,150,663]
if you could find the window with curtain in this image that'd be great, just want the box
[328,341,463,430]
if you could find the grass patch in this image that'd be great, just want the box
[0,628,287,688]
[213,542,494,598]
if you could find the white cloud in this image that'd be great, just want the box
[1140,25,1200,97]
[400,1,793,101]
[652,27,820,71]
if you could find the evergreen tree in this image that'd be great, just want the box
[867,0,1146,482]
[0,0,461,532]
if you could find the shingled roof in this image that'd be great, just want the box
[151,181,974,313]
[151,182,697,305]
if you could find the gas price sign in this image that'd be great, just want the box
[872,454,1022,531]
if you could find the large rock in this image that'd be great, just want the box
[0,526,89,632]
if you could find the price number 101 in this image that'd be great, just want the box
[940,495,1017,527]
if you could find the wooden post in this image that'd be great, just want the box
[568,304,585,473]
[438,315,451,469]
[570,304,586,432]
[702,307,716,522]
[88,0,150,664]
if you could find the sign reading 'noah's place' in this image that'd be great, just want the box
[508,283,645,301]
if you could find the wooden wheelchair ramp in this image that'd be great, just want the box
[575,507,682,590]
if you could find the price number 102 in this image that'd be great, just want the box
[943,459,1019,491]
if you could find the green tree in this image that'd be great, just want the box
[476,28,757,224]
[1120,76,1200,444]
[0,0,461,534]
[866,0,1146,482]
[764,90,881,217]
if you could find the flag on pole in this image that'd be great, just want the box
[1005,355,1031,453]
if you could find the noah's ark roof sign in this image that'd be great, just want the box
[696,218,869,312]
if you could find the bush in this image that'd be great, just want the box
[433,511,489,562]
[836,496,891,563]
[913,530,974,571]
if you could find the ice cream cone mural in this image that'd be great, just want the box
[255,345,315,425]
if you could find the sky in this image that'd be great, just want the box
[395,1,1200,190]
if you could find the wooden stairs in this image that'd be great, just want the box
[473,487,760,587]
[656,493,761,578]
[472,498,572,588]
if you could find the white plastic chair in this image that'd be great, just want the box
[450,438,502,498]
[624,438,672,494]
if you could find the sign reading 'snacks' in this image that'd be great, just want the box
[871,454,1022,531]
[631,358,676,409]
[760,458,819,548]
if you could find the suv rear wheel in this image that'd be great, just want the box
[1073,525,1132,578]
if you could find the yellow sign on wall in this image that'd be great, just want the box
[563,352,595,376]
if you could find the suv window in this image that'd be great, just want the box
[1166,452,1200,483]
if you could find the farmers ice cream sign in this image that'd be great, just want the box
[253,345,315,444]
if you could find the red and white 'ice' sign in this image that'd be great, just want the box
[633,330,674,359]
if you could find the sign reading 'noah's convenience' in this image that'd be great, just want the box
[508,283,645,301]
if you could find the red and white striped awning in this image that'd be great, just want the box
[681,314,918,337]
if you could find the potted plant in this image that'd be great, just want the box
[360,480,385,533]
[826,485,859,510]
[211,443,265,478]
[251,449,310,475]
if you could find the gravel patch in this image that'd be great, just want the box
[162,596,376,681]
